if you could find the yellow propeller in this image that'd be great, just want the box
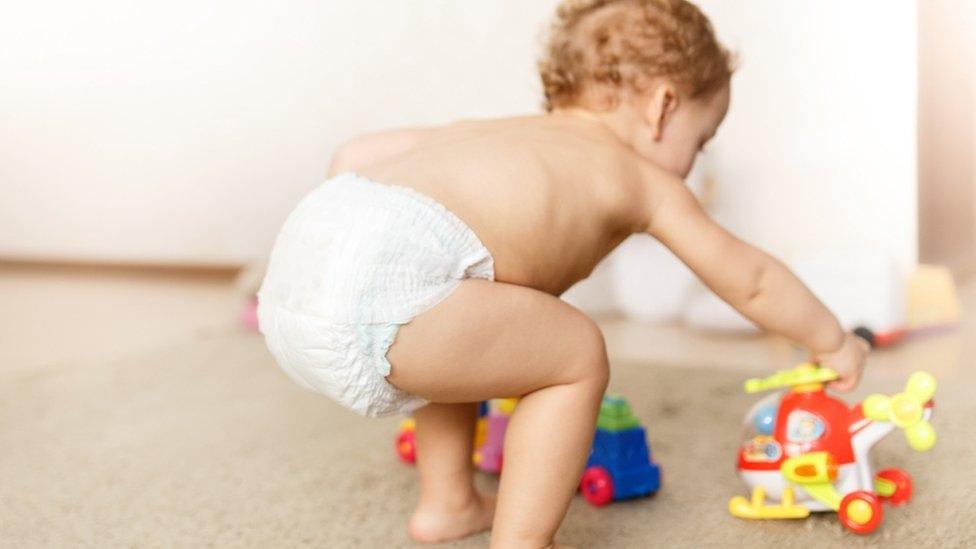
[862,371,937,451]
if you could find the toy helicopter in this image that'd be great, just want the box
[729,362,936,534]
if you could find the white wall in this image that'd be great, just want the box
[918,0,976,276]
[697,0,918,272]
[1,0,917,271]
[0,0,561,264]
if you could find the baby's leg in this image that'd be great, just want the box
[408,402,495,543]
[388,280,609,548]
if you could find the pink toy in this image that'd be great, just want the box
[474,399,517,473]
[240,297,259,331]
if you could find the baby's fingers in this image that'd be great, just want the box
[828,375,857,393]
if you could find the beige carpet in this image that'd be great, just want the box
[2,328,972,548]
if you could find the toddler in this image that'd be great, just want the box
[258,1,869,547]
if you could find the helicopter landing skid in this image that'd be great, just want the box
[729,486,810,520]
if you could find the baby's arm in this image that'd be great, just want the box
[328,127,433,177]
[645,179,868,390]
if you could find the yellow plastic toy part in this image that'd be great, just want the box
[780,452,838,485]
[493,398,519,415]
[779,452,842,511]
[744,363,839,394]
[729,453,845,520]
[845,498,875,525]
[472,413,495,466]
[797,482,842,512]
[729,486,810,520]
[862,371,937,451]
[874,477,897,498]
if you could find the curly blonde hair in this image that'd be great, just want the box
[539,0,733,112]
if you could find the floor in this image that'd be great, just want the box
[0,263,241,378]
[2,264,973,547]
[6,263,969,385]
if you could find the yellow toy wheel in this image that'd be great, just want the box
[838,491,883,534]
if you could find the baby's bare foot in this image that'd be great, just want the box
[408,492,496,543]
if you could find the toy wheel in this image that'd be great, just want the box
[396,429,416,464]
[838,491,883,534]
[876,468,913,505]
[579,466,614,506]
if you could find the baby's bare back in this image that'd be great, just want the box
[357,117,652,295]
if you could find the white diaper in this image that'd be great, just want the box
[257,172,494,417]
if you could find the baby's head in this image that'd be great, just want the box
[540,0,733,177]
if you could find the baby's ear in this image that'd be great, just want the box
[645,82,679,140]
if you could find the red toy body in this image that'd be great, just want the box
[738,389,856,472]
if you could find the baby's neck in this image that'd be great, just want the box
[549,106,641,155]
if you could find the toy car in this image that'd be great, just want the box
[579,395,662,505]
[394,394,661,506]
[473,398,517,473]
[729,362,937,534]
[394,399,516,471]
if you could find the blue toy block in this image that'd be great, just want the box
[585,426,661,502]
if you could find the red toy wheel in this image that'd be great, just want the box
[396,430,416,464]
[579,466,614,506]
[876,468,913,505]
[838,491,883,534]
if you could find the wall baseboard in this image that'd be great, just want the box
[0,256,242,281]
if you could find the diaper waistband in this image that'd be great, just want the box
[330,172,491,263]
[260,171,495,324]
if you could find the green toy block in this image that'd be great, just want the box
[596,394,641,432]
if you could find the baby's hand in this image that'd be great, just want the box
[811,333,870,392]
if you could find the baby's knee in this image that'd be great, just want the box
[566,316,610,391]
